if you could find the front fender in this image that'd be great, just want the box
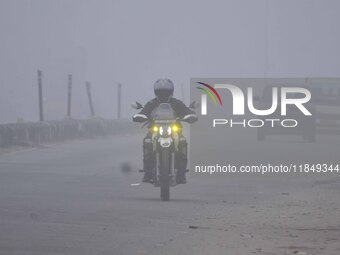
[158,137,172,148]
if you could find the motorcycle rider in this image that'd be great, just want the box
[133,79,197,184]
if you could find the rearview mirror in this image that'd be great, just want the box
[131,102,143,110]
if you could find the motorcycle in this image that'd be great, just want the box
[132,102,198,201]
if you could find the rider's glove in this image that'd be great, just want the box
[182,114,198,124]
[133,114,148,123]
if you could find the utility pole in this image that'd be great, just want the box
[67,74,72,118]
[37,70,44,121]
[117,83,122,119]
[86,81,95,117]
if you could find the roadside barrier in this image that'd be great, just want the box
[0,119,137,148]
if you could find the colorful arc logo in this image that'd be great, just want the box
[196,82,223,107]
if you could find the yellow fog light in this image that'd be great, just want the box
[152,125,159,133]
[172,124,180,132]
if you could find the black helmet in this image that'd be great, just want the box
[154,78,174,102]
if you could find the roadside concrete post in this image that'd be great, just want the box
[67,74,72,118]
[117,83,122,119]
[86,81,95,117]
[37,70,44,121]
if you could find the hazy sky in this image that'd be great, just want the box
[0,0,339,122]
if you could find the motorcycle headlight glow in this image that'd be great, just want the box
[171,124,180,133]
[159,126,172,135]
[152,125,159,133]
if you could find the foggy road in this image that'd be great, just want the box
[0,133,340,255]
[1,0,340,254]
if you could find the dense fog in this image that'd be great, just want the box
[0,0,339,123]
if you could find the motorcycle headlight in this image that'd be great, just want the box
[151,125,159,133]
[159,126,172,136]
[171,124,180,133]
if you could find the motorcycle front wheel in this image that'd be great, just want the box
[159,148,171,201]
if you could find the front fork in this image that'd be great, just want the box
[154,139,177,187]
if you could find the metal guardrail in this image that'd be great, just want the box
[0,119,136,148]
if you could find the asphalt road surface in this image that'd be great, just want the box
[0,132,340,255]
